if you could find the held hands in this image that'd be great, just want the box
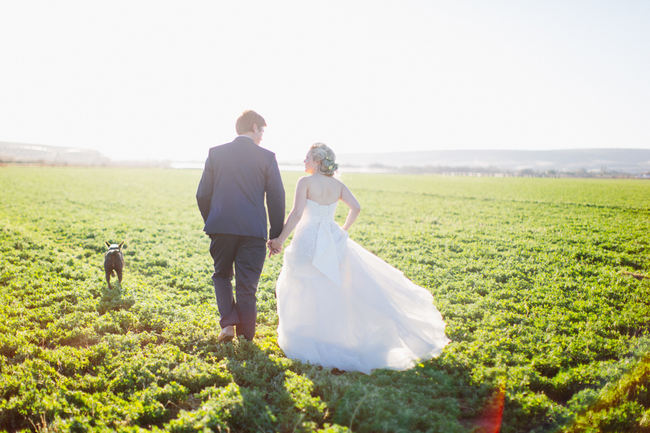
[267,238,283,257]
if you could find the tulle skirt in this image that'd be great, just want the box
[276,238,450,374]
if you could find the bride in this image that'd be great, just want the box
[268,143,450,374]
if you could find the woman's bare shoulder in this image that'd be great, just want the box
[328,177,350,197]
[330,176,348,189]
[325,176,343,186]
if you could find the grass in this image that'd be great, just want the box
[0,166,648,432]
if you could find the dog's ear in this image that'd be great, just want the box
[105,241,111,248]
[119,241,125,249]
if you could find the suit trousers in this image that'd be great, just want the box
[209,234,266,340]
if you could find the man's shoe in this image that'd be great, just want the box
[218,325,235,343]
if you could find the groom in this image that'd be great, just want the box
[196,110,285,342]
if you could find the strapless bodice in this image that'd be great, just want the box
[303,199,338,221]
[288,199,346,285]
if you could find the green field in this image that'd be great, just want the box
[1,167,649,433]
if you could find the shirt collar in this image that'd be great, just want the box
[236,135,256,144]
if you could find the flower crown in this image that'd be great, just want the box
[321,157,338,173]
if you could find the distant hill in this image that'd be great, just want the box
[339,149,650,175]
[0,142,168,167]
[0,141,110,166]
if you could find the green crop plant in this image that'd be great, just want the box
[0,167,648,432]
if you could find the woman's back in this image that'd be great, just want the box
[305,174,342,205]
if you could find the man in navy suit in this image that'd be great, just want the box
[196,110,285,342]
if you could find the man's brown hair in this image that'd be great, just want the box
[236,110,266,135]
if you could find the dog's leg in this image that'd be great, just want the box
[106,270,111,289]
[116,268,123,285]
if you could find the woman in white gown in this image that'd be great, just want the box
[268,144,450,374]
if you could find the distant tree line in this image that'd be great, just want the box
[355,163,650,179]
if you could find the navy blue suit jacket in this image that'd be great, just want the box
[196,136,285,240]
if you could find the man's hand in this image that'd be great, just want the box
[267,238,283,257]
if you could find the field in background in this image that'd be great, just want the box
[0,167,649,432]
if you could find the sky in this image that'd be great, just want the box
[1,0,649,162]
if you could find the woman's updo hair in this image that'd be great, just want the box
[309,143,338,176]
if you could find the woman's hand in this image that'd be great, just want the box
[267,238,283,257]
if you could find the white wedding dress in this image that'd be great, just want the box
[276,199,450,374]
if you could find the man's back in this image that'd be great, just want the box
[196,136,285,240]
